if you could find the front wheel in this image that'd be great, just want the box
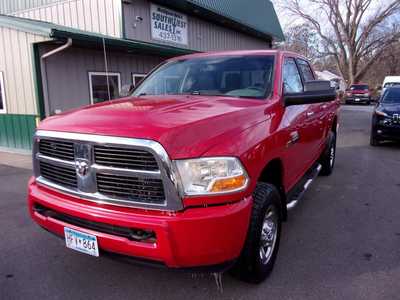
[320,131,336,176]
[370,130,380,146]
[231,183,282,283]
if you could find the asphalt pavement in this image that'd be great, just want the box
[1,105,400,300]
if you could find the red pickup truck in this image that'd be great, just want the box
[28,50,339,283]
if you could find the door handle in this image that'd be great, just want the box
[321,104,328,109]
[306,111,315,117]
[287,131,300,147]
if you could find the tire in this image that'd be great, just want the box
[231,183,282,283]
[366,101,371,105]
[370,131,380,146]
[320,131,336,176]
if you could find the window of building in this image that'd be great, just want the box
[132,74,146,87]
[0,72,6,113]
[89,72,121,104]
[283,58,303,93]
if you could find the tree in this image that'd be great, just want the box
[282,24,321,62]
[281,0,400,84]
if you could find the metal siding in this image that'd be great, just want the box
[0,27,49,115]
[0,0,63,14]
[11,0,123,38]
[123,0,269,51]
[0,114,37,149]
[40,44,163,115]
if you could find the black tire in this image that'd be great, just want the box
[231,183,282,283]
[370,131,380,146]
[320,131,336,176]
[366,101,371,105]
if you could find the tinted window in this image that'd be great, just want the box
[297,59,315,82]
[350,84,369,90]
[382,88,400,103]
[283,58,303,93]
[134,55,275,99]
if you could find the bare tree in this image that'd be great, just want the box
[282,24,321,61]
[282,0,400,84]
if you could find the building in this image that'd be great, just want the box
[0,0,284,151]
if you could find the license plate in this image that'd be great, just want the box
[355,98,360,101]
[64,227,99,257]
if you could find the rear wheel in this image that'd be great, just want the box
[231,183,282,283]
[320,131,336,176]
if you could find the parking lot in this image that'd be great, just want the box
[1,105,399,300]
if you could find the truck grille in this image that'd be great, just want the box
[33,131,182,210]
[97,174,165,204]
[94,145,159,171]
[39,139,74,161]
[39,161,77,188]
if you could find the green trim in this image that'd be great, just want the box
[32,43,46,120]
[0,114,37,150]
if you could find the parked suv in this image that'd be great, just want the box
[370,86,400,146]
[345,83,371,105]
[28,50,339,283]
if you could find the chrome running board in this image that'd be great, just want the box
[286,164,322,211]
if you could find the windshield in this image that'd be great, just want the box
[382,88,400,104]
[350,84,369,90]
[133,55,275,99]
[384,82,400,88]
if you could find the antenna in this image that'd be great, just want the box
[102,37,111,101]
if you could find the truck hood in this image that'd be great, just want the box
[38,95,267,159]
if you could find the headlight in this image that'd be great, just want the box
[174,157,249,196]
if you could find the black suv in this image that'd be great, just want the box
[370,87,400,146]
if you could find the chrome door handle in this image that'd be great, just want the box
[321,104,328,109]
[287,131,300,147]
[306,111,315,117]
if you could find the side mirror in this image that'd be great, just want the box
[284,80,337,106]
[119,84,135,98]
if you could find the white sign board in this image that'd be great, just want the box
[150,4,188,46]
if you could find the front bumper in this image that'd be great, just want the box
[374,124,400,140]
[28,178,252,268]
[345,96,370,104]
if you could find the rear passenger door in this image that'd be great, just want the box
[281,57,310,184]
[296,58,325,158]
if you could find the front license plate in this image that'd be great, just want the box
[355,98,360,101]
[64,227,99,257]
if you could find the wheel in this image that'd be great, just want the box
[370,131,380,146]
[320,131,336,176]
[231,183,282,283]
[366,101,371,105]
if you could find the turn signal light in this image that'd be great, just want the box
[210,175,247,193]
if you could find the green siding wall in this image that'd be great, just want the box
[0,114,37,150]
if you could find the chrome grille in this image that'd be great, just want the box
[33,131,182,211]
[94,145,159,171]
[39,161,77,188]
[97,174,165,204]
[39,139,74,161]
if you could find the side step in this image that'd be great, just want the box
[286,164,322,211]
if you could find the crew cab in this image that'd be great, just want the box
[370,86,400,146]
[345,83,371,105]
[28,50,340,283]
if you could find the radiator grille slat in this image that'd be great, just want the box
[39,161,77,188]
[39,140,74,161]
[96,174,165,204]
[94,145,159,171]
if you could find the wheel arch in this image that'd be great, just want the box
[257,158,287,221]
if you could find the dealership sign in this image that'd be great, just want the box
[150,4,188,45]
